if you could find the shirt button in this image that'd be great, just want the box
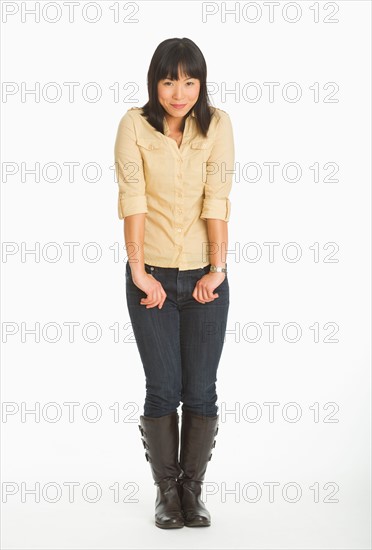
[178,209,182,214]
[176,228,182,232]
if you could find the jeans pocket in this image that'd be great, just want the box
[214,274,229,292]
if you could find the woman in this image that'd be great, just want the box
[114,37,234,529]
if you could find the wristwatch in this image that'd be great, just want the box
[209,264,227,274]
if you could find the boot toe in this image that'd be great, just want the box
[156,513,184,529]
[183,510,211,527]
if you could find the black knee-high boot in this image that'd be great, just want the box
[177,410,219,527]
[138,411,184,529]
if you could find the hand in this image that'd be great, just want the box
[132,271,167,309]
[192,271,226,304]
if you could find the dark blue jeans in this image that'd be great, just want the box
[125,261,230,418]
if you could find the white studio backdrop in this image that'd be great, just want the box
[1,1,371,549]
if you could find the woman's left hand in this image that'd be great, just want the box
[192,272,226,304]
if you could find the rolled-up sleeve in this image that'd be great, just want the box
[114,111,148,219]
[200,110,235,222]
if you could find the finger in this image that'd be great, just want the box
[147,286,166,308]
[207,286,218,299]
[158,290,167,308]
[145,291,162,307]
[140,291,159,307]
[140,285,165,308]
[194,287,206,304]
[140,284,161,302]
[194,283,209,304]
[200,285,214,302]
[207,286,220,301]
[146,298,160,308]
[192,286,200,302]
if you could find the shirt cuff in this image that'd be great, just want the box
[200,197,231,222]
[118,194,148,219]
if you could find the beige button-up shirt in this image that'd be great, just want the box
[114,106,234,270]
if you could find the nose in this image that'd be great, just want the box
[172,83,184,100]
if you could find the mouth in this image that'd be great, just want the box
[171,104,187,109]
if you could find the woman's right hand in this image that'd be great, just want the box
[132,271,167,309]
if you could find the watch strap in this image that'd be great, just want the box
[209,264,227,274]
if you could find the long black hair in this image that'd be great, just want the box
[141,37,213,137]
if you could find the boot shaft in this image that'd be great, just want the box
[138,412,183,483]
[179,410,219,482]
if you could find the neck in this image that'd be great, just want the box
[165,111,190,133]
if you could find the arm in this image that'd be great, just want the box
[124,214,166,309]
[205,218,228,269]
[114,113,166,307]
[114,111,147,277]
[123,213,146,277]
[192,218,228,304]
[193,111,234,304]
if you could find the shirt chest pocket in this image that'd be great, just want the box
[136,137,170,191]
[188,139,213,182]
[136,137,166,175]
[190,139,212,151]
[136,138,162,152]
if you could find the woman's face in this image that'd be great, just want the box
[157,69,200,119]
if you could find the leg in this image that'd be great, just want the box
[139,412,184,529]
[125,261,182,417]
[178,411,219,527]
[180,270,230,416]
[126,262,184,528]
[178,268,229,526]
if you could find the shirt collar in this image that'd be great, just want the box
[163,108,196,136]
